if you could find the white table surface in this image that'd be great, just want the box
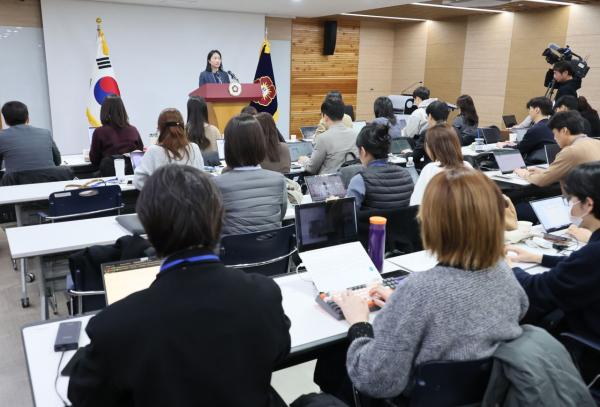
[0,176,135,206]
[6,216,132,259]
[22,259,400,407]
[61,154,89,167]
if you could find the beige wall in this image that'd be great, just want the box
[391,22,428,95]
[461,13,514,127]
[0,0,41,27]
[356,21,395,121]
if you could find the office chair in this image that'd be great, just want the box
[357,206,422,256]
[39,185,124,223]
[560,333,600,403]
[220,224,297,277]
[353,358,493,407]
[344,105,356,121]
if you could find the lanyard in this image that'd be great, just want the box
[160,254,219,273]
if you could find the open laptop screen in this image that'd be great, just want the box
[305,174,347,202]
[530,196,571,233]
[130,151,144,171]
[295,197,357,252]
[390,138,412,154]
[102,258,161,305]
[216,139,225,160]
[494,150,526,173]
[352,121,366,134]
[479,127,501,144]
[300,126,318,141]
[545,144,560,164]
[288,141,314,162]
[503,115,517,128]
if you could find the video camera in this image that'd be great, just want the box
[542,43,590,80]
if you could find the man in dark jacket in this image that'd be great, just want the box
[553,61,580,101]
[68,165,291,407]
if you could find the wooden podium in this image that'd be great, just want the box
[189,83,262,133]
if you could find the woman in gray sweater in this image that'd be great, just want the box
[331,168,528,402]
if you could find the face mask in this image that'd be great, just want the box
[569,200,586,227]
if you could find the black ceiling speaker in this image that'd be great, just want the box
[323,21,337,56]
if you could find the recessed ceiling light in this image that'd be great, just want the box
[411,2,506,13]
[341,13,427,22]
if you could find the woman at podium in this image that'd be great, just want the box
[199,49,230,86]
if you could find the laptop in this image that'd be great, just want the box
[129,151,144,171]
[305,174,347,202]
[545,144,560,164]
[530,196,571,233]
[390,138,412,155]
[352,121,367,134]
[116,213,145,235]
[502,115,518,128]
[288,141,314,162]
[294,198,381,292]
[478,127,502,144]
[300,126,318,141]
[101,258,161,305]
[493,150,526,174]
[216,139,225,160]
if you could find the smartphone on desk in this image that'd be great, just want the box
[543,233,569,243]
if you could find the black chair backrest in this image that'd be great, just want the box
[357,206,422,255]
[0,166,74,186]
[409,358,493,406]
[220,224,296,277]
[344,105,355,121]
[98,155,133,177]
[48,185,123,220]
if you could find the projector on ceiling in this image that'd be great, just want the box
[442,0,513,7]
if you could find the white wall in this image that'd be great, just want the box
[0,26,51,131]
[41,0,265,153]
[270,39,291,139]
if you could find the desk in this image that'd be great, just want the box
[22,259,400,407]
[483,170,531,186]
[61,154,89,167]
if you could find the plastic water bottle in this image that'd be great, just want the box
[474,129,485,152]
[114,158,126,183]
[368,216,387,272]
[406,156,414,168]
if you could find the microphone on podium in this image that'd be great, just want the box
[227,70,240,83]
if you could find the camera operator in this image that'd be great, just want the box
[553,61,580,100]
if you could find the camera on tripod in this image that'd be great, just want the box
[542,44,590,97]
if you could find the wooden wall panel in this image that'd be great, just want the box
[566,4,600,110]
[391,22,428,95]
[503,7,570,121]
[290,19,359,137]
[0,0,41,27]
[356,21,395,121]
[461,13,514,128]
[424,18,468,106]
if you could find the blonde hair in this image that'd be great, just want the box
[418,168,505,270]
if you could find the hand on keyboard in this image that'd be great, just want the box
[368,285,393,308]
[332,290,371,325]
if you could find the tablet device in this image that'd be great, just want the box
[305,174,347,202]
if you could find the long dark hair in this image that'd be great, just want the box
[456,95,478,127]
[578,96,598,115]
[100,94,129,130]
[373,97,397,125]
[157,108,190,161]
[186,97,210,150]
[255,112,280,162]
[205,50,223,72]
[356,123,391,159]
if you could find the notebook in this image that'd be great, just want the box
[493,150,526,174]
[288,141,314,162]
[295,198,381,292]
[545,144,560,165]
[305,174,347,202]
[530,196,571,233]
[101,258,161,305]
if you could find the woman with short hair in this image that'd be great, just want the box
[409,124,473,206]
[133,108,204,189]
[255,112,291,173]
[329,168,528,402]
[186,96,221,153]
[89,95,143,166]
[214,114,287,236]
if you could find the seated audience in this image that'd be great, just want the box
[577,96,600,138]
[314,91,353,137]
[452,94,479,146]
[255,112,291,173]
[133,108,204,189]
[499,97,556,165]
[214,114,287,236]
[186,96,221,153]
[401,86,437,139]
[68,164,291,407]
[412,100,451,170]
[515,111,600,186]
[299,97,358,175]
[327,168,527,402]
[0,101,61,173]
[89,95,143,166]
[346,124,414,210]
[410,124,473,206]
[371,97,403,139]
[554,95,592,136]
[508,161,600,341]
